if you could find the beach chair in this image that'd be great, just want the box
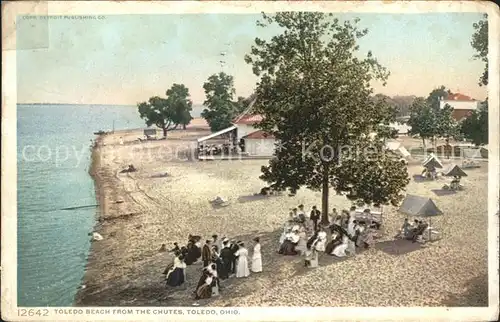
[209,196,230,207]
[354,206,383,230]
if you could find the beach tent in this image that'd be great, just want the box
[399,194,443,241]
[399,195,443,217]
[442,164,468,178]
[422,153,443,169]
[385,141,411,158]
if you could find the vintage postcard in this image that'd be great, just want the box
[1,0,499,321]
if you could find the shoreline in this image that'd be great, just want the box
[74,134,106,304]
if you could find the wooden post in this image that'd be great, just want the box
[229,131,233,154]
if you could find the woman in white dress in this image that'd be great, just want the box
[235,243,250,278]
[331,235,349,257]
[279,225,290,247]
[207,263,219,296]
[314,230,327,252]
[295,227,308,256]
[251,237,262,273]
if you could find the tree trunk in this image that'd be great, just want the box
[162,127,168,138]
[183,124,186,130]
[320,165,329,226]
[422,137,426,149]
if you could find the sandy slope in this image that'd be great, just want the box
[75,129,489,307]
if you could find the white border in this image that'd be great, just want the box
[1,1,499,321]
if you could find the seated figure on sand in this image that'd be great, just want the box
[355,223,374,248]
[165,252,187,287]
[325,229,343,255]
[119,164,137,173]
[207,263,220,296]
[395,218,412,239]
[313,229,327,252]
[331,234,350,257]
[278,228,300,256]
[194,268,214,300]
[444,175,464,191]
[404,220,428,243]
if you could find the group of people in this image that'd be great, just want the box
[277,204,377,267]
[162,233,263,300]
[197,143,237,156]
[395,218,429,242]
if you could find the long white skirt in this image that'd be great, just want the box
[251,256,262,272]
[236,257,250,278]
[332,243,348,257]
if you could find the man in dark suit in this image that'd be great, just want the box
[230,241,241,275]
[219,239,232,280]
[202,240,212,267]
[310,205,321,231]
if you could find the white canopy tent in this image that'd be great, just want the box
[385,141,411,158]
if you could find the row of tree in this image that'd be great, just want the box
[405,11,488,148]
[406,85,488,147]
[137,72,257,137]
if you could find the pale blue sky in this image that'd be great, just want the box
[17,12,488,105]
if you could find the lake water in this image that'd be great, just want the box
[15,104,207,306]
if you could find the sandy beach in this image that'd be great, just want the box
[75,127,489,307]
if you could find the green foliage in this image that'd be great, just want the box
[407,98,437,144]
[137,84,193,137]
[436,103,458,139]
[166,84,193,128]
[408,88,458,145]
[460,99,488,146]
[246,12,409,214]
[471,14,488,86]
[426,85,450,110]
[201,72,242,132]
[235,92,258,115]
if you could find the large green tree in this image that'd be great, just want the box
[407,97,437,148]
[201,72,241,132]
[166,84,193,130]
[459,14,489,146]
[460,100,488,146]
[408,86,457,147]
[137,84,193,137]
[245,12,409,222]
[471,14,488,87]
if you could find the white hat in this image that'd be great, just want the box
[222,237,229,243]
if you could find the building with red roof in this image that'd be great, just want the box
[196,97,278,157]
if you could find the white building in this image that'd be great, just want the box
[196,100,278,158]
